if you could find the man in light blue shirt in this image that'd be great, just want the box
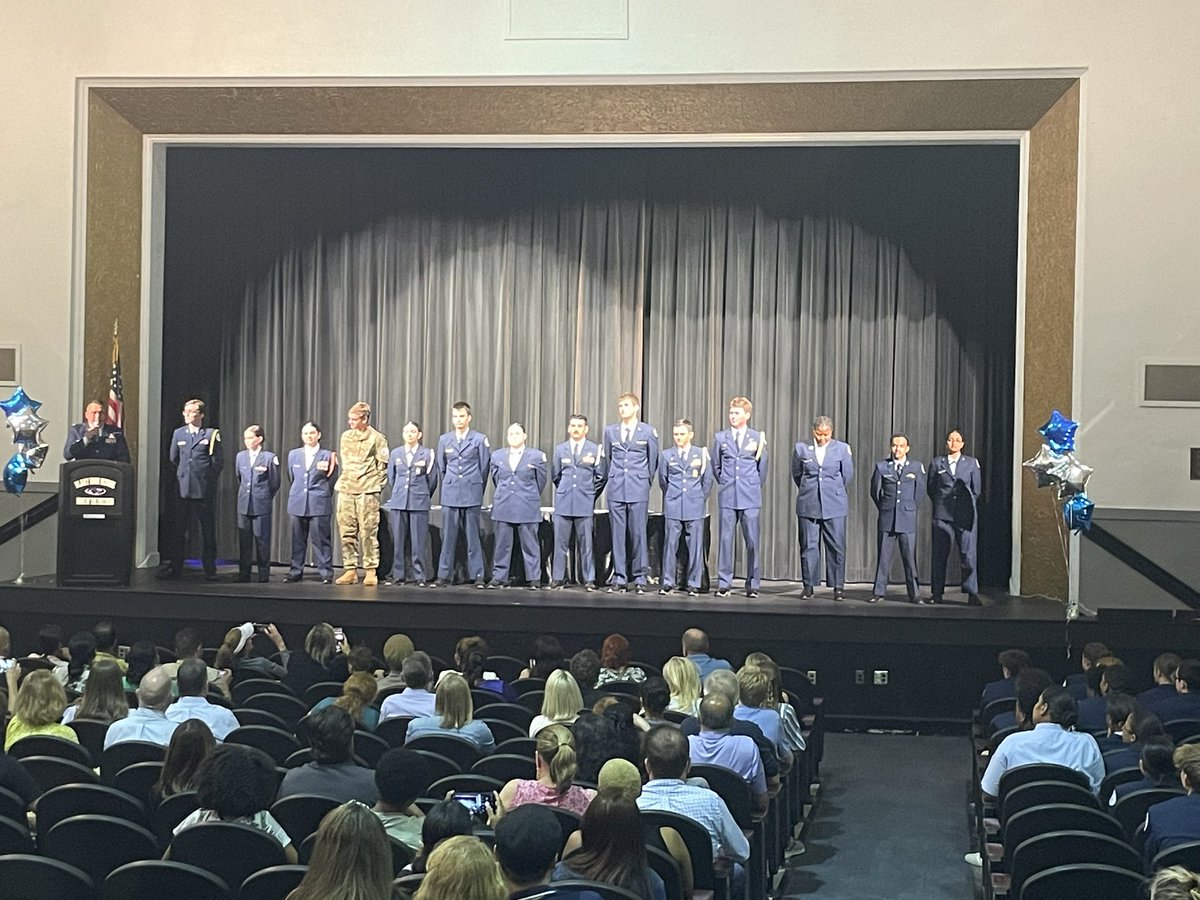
[682,628,733,681]
[103,666,179,749]
[687,694,767,815]
[733,667,791,768]
[980,684,1104,799]
[166,658,239,740]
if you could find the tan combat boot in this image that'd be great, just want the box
[362,570,378,586]
[334,569,358,585]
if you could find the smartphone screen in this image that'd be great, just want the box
[454,792,487,816]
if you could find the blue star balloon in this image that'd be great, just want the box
[1063,493,1095,532]
[1038,409,1079,454]
[3,453,29,494]
[0,386,42,417]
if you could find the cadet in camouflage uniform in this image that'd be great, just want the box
[334,401,389,586]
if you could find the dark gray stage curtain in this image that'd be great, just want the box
[219,199,982,584]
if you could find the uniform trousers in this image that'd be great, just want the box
[290,515,333,578]
[609,500,649,586]
[552,514,595,585]
[388,509,432,583]
[336,492,381,569]
[873,529,919,598]
[718,507,761,590]
[663,517,705,589]
[237,513,272,577]
[439,505,484,581]
[931,519,978,596]
[492,521,542,584]
[799,515,847,589]
[173,497,217,575]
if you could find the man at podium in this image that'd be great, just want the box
[64,400,130,462]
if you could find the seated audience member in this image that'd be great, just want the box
[1065,641,1110,701]
[284,622,345,695]
[0,743,39,815]
[596,633,647,686]
[5,667,79,750]
[371,747,429,852]
[600,700,645,767]
[27,624,69,684]
[61,658,128,725]
[166,658,239,740]
[735,665,791,767]
[528,669,586,737]
[345,644,375,676]
[1110,735,1177,806]
[170,743,298,863]
[65,630,96,693]
[287,801,396,900]
[496,722,596,817]
[103,665,179,749]
[414,834,507,900]
[405,672,496,753]
[1096,692,1139,754]
[311,671,380,732]
[1140,653,1184,718]
[1149,866,1200,900]
[571,648,605,709]
[663,655,702,717]
[1101,662,1135,698]
[1143,744,1200,867]
[980,685,1104,800]
[681,669,780,787]
[280,706,377,803]
[437,636,516,702]
[214,622,290,682]
[988,667,1055,739]
[743,651,808,751]
[160,627,230,699]
[1155,659,1200,724]
[688,693,768,816]
[641,677,674,727]
[91,620,128,674]
[123,641,160,690]
[497,803,601,900]
[681,628,733,680]
[375,633,416,693]
[1075,663,1113,734]
[572,712,619,785]
[410,799,474,874]
[380,651,437,721]
[1107,708,1167,772]
[519,634,567,680]
[152,719,216,806]
[981,648,1030,707]
[552,788,667,900]
[639,724,750,891]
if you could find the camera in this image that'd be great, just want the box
[454,792,491,818]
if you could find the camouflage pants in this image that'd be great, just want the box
[336,492,381,569]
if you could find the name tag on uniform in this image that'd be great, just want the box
[745,440,757,452]
[582,455,595,464]
[316,461,329,471]
[414,460,425,469]
[445,447,457,455]
[905,472,916,479]
[561,457,572,464]
[636,440,648,445]
[199,439,209,446]
[255,465,268,472]
[177,441,186,446]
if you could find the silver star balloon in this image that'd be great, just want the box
[1022,443,1069,489]
[7,407,49,447]
[1055,452,1094,498]
[21,443,49,469]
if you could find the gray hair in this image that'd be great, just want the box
[812,416,833,431]
[703,669,740,703]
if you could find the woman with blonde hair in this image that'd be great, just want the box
[286,801,395,900]
[4,668,78,750]
[1143,743,1200,867]
[285,622,348,695]
[1151,866,1200,900]
[663,656,701,716]
[743,651,808,757]
[61,658,129,725]
[405,672,495,752]
[414,834,506,900]
[494,723,595,818]
[311,671,380,731]
[527,669,585,736]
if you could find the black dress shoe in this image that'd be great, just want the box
[487,580,504,589]
[635,585,646,594]
[474,578,488,589]
[714,588,731,597]
[833,589,845,601]
[607,584,626,593]
[867,596,882,603]
[658,587,673,596]
[321,577,333,584]
[548,581,564,590]
[747,590,759,598]
[586,584,597,592]
[968,593,982,607]
[801,585,815,598]
[931,595,944,604]
[527,583,541,591]
[283,573,302,583]
[687,589,699,597]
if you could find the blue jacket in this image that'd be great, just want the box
[235,449,281,516]
[64,422,130,462]
[383,445,439,511]
[602,421,659,504]
[551,439,605,517]
[286,447,338,517]
[927,454,980,527]
[791,440,853,519]
[169,426,224,499]
[490,447,548,524]
[711,428,768,510]
[437,429,490,507]
[659,445,713,521]
[870,458,927,534]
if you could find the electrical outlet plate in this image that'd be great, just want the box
[873,670,889,685]
[854,669,865,685]
[806,669,817,686]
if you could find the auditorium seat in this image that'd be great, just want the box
[270,794,339,845]
[471,753,536,783]
[999,780,1098,829]
[99,740,164,785]
[169,820,287,890]
[41,814,159,883]
[1112,787,1185,840]
[100,859,230,900]
[478,718,527,744]
[688,763,766,900]
[406,734,482,770]
[496,737,538,758]
[1164,719,1200,744]
[484,655,526,683]
[238,864,308,900]
[19,755,98,794]
[472,702,533,730]
[241,693,308,729]
[994,830,1140,898]
[111,761,165,808]
[68,718,110,763]
[0,786,28,825]
[7,734,94,768]
[516,691,545,714]
[0,854,96,900]
[1099,767,1143,806]
[232,678,292,706]
[225,725,302,766]
[233,708,291,730]
[1017,862,1142,900]
[353,730,390,768]
[995,803,1125,869]
[641,808,726,900]
[1150,839,1200,873]
[647,843,686,900]
[375,716,413,748]
[35,784,148,838]
[152,790,200,850]
[550,879,645,900]
[0,816,35,854]
[301,681,344,706]
[509,677,546,697]
[427,773,503,798]
[409,750,461,785]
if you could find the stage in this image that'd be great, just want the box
[5,566,1187,726]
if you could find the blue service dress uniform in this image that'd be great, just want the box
[235,448,281,581]
[659,444,714,591]
[286,446,338,580]
[167,425,225,576]
[870,457,927,601]
[383,444,439,584]
[550,439,606,586]
[436,429,491,582]
[927,453,981,599]
[790,440,854,590]
[601,421,659,589]
[489,447,549,585]
[63,422,130,462]
[712,427,769,593]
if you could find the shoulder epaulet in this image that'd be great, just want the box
[539,451,547,462]
[755,431,766,461]
[210,429,220,455]
[846,445,852,455]
[651,427,658,439]
[271,455,278,465]
[700,446,710,474]
[483,435,490,448]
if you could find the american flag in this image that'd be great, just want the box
[106,320,124,429]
